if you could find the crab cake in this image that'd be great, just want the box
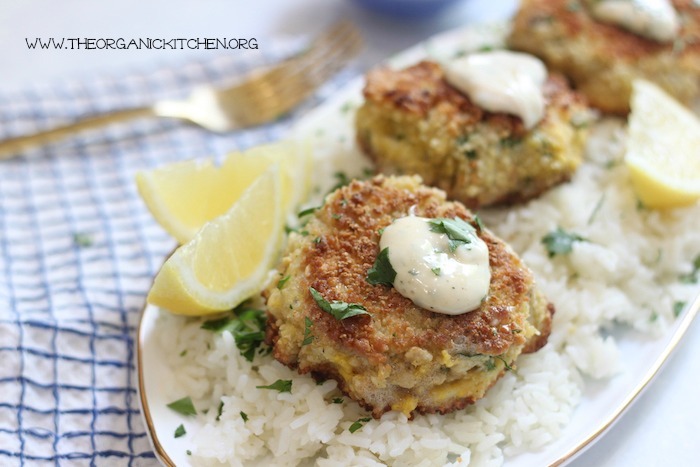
[508,0,700,114]
[264,176,553,419]
[355,60,590,210]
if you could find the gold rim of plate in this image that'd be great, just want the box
[136,303,176,467]
[136,286,700,467]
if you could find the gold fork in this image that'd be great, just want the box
[0,20,363,159]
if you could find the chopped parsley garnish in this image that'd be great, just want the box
[650,310,659,322]
[286,226,308,236]
[277,275,291,289]
[500,136,521,148]
[494,355,514,372]
[327,169,375,194]
[541,227,586,258]
[186,450,192,456]
[167,397,197,416]
[673,301,686,318]
[348,417,372,433]
[428,217,477,252]
[72,232,93,248]
[604,159,619,170]
[256,379,293,393]
[313,236,322,244]
[298,206,320,218]
[465,149,478,160]
[332,397,344,404]
[179,349,187,357]
[216,401,224,421]
[240,411,249,422]
[465,353,514,372]
[431,267,441,276]
[679,254,700,284]
[472,214,484,233]
[302,317,314,346]
[367,247,397,286]
[456,134,470,145]
[330,171,352,192]
[201,303,267,362]
[174,424,186,438]
[309,287,370,320]
[587,193,606,225]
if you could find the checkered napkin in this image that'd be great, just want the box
[0,43,358,466]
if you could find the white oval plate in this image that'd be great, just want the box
[136,24,700,467]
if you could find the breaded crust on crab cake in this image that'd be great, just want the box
[263,175,553,419]
[355,61,590,210]
[508,0,700,114]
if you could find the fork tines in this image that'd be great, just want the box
[220,20,363,127]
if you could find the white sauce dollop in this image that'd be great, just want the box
[591,0,679,43]
[443,50,547,130]
[380,216,491,315]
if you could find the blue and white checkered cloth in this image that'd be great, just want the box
[0,44,358,466]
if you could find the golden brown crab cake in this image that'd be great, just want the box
[355,61,590,210]
[264,175,553,419]
[508,0,700,114]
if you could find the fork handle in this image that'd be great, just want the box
[0,106,155,160]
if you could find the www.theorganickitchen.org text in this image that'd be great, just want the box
[26,37,259,50]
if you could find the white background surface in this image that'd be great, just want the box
[1,0,699,466]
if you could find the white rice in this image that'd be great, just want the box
[154,117,700,466]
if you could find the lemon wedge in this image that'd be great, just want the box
[136,141,311,244]
[147,165,283,315]
[625,80,700,209]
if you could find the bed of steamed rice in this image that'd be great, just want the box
[153,118,700,466]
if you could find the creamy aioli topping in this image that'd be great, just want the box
[443,51,547,130]
[590,0,679,43]
[379,216,491,315]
